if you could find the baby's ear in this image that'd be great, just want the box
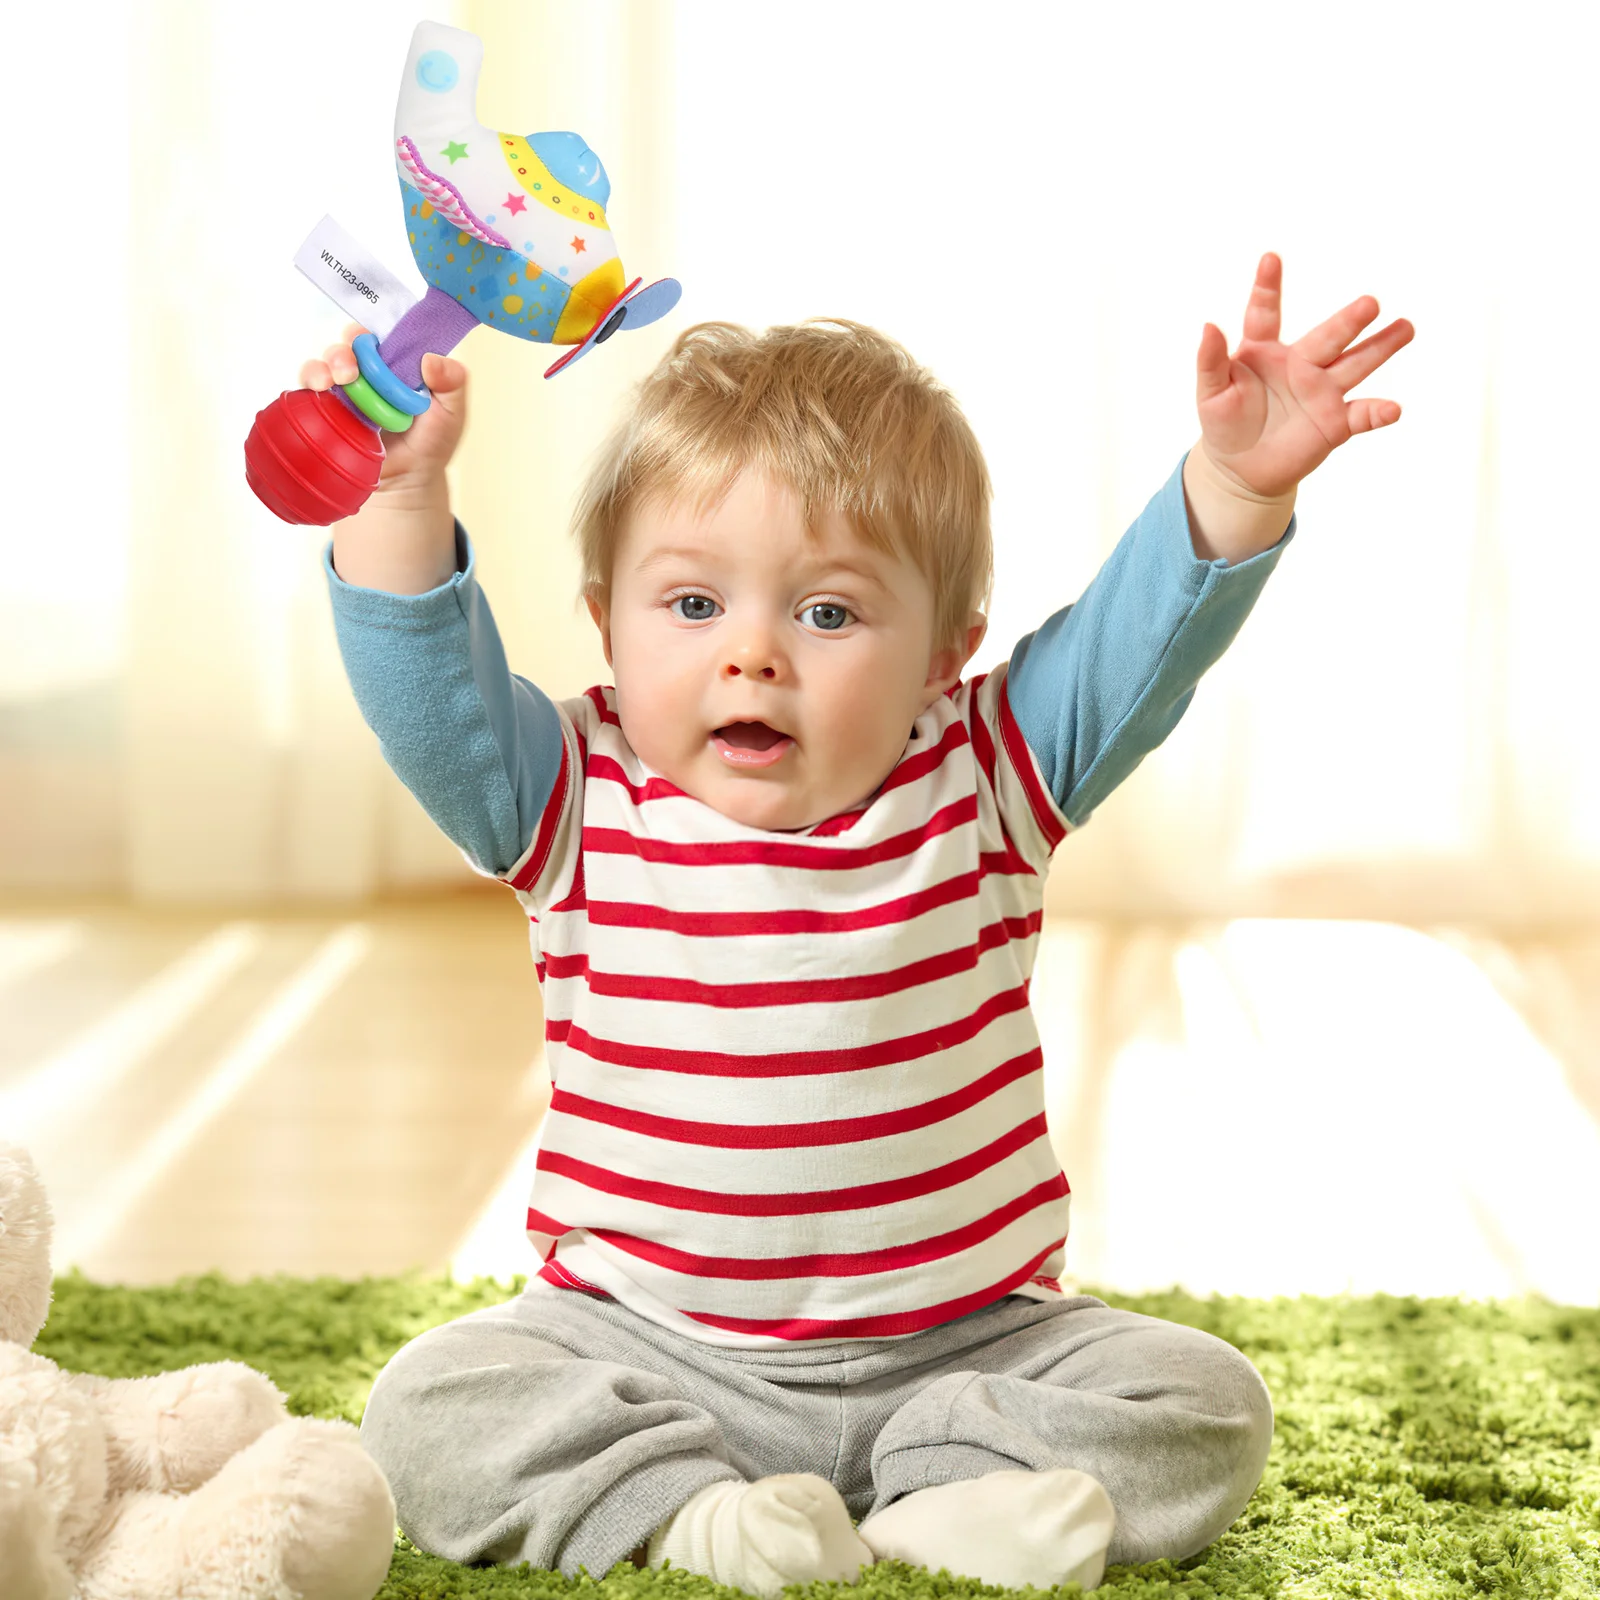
[962,610,988,665]
[924,612,987,700]
[584,591,614,669]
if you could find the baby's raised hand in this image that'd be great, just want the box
[1194,254,1414,501]
[298,322,470,492]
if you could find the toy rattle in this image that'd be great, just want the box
[244,20,682,526]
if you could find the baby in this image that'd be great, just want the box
[312,253,1411,1594]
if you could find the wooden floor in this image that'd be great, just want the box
[2,896,1597,1306]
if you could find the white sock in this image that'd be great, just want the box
[645,1474,874,1599]
[856,1467,1117,1591]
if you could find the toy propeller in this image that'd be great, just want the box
[244,20,683,526]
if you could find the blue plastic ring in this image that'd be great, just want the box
[352,333,432,416]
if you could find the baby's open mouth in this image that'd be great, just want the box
[714,720,788,751]
[710,721,795,768]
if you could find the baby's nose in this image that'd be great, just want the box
[721,616,788,681]
[723,657,778,680]
[722,634,783,680]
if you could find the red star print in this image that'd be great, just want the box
[570,236,587,253]
[504,193,527,216]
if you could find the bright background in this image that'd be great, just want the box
[1,1,1596,1302]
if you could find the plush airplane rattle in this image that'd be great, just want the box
[244,20,682,526]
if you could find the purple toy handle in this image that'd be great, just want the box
[376,286,482,389]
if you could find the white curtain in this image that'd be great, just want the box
[3,0,1596,925]
[666,0,1600,926]
[1,0,671,900]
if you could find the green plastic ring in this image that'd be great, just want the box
[343,372,413,433]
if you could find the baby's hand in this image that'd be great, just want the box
[1194,254,1414,501]
[298,322,469,492]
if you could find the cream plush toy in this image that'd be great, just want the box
[0,1141,399,1600]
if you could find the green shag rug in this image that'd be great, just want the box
[34,1272,1600,1599]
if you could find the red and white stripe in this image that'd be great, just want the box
[395,135,512,249]
[502,665,1074,1347]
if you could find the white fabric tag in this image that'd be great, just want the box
[294,215,418,340]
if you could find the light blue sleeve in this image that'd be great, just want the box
[323,522,563,875]
[1006,450,1294,828]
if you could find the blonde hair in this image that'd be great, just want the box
[571,319,993,650]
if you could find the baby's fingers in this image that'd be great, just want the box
[321,342,359,385]
[1345,397,1402,435]
[298,342,359,391]
[419,352,466,393]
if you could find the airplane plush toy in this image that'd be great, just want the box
[245,19,682,525]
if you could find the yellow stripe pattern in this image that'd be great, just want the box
[498,133,612,231]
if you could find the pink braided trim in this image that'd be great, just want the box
[396,135,513,251]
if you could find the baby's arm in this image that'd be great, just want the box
[1008,253,1413,825]
[327,528,562,874]
[308,328,563,874]
[1006,450,1288,826]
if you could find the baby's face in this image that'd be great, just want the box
[588,470,970,832]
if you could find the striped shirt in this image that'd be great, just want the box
[324,451,1294,1346]
[505,667,1074,1346]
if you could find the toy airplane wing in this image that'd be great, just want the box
[543,276,683,377]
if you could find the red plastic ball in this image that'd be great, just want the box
[244,388,385,525]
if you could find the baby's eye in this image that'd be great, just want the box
[669,594,720,621]
[802,602,854,632]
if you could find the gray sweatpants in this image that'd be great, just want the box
[359,1280,1274,1581]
